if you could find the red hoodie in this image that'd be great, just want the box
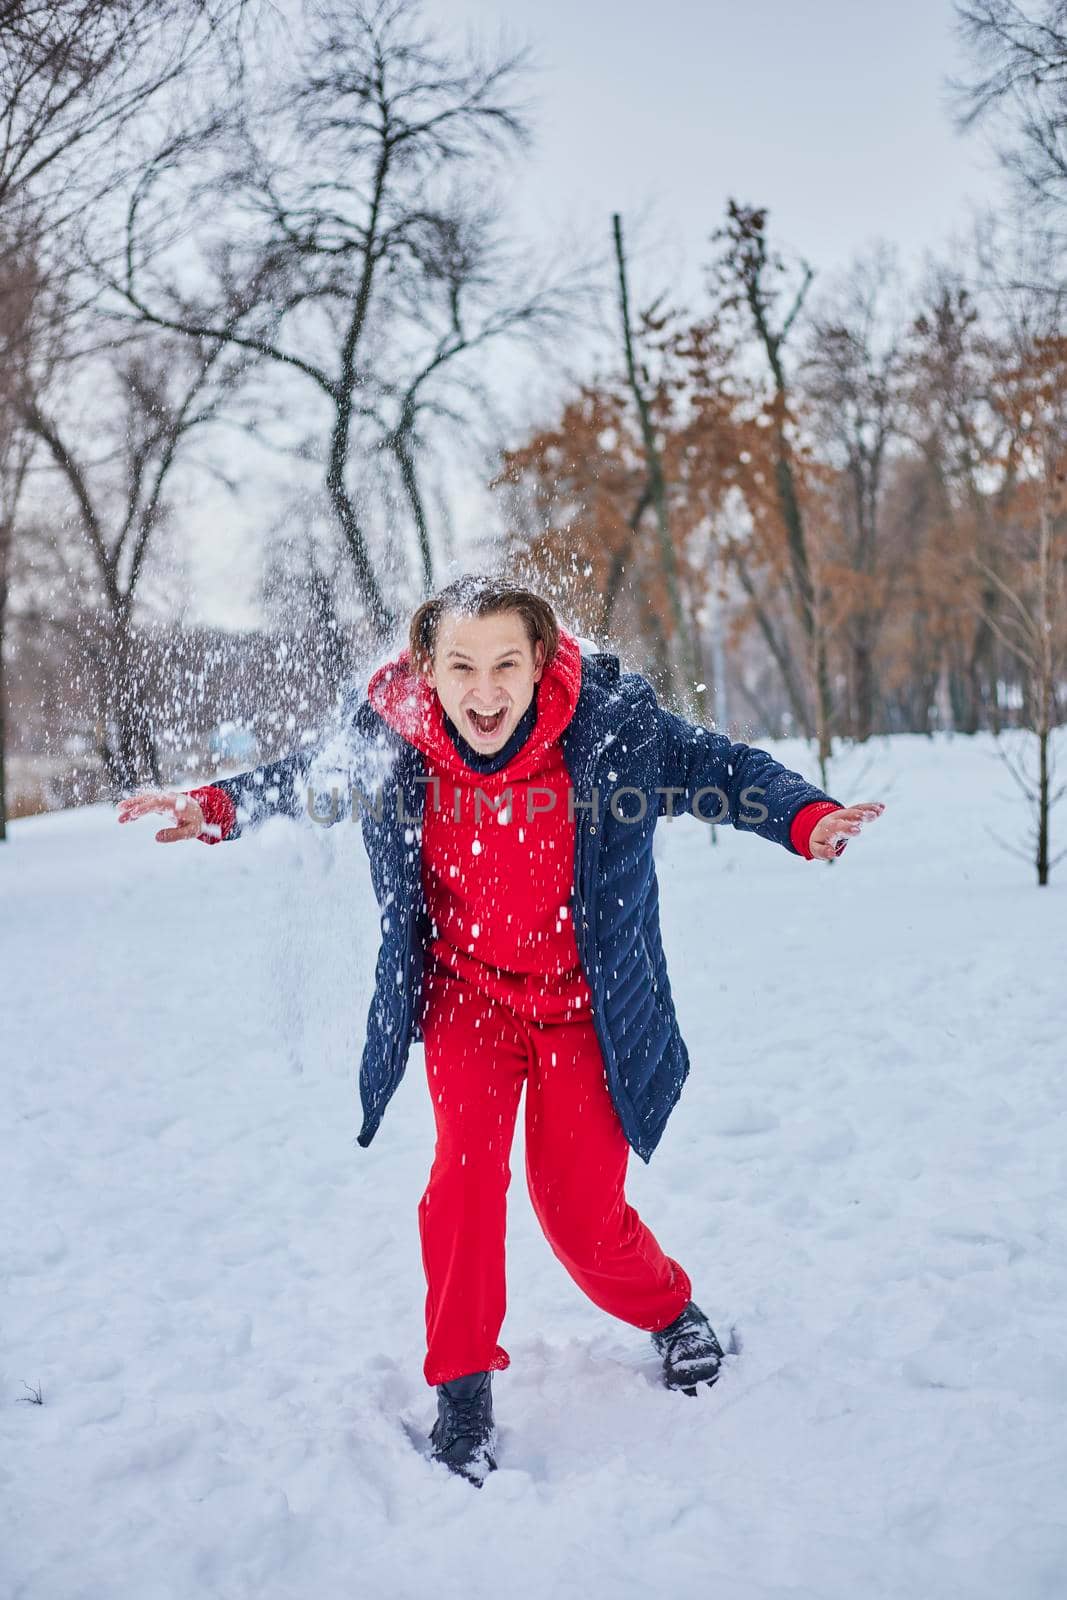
[366,626,591,1023]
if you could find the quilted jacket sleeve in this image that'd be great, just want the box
[192,684,377,842]
[201,747,321,839]
[655,705,841,853]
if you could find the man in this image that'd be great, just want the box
[119,575,884,1485]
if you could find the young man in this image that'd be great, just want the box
[119,576,884,1486]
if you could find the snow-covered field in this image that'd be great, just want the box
[4,729,1066,1600]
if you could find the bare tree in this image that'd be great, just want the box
[611,212,699,704]
[0,225,47,838]
[110,0,571,644]
[19,332,246,790]
[804,249,907,742]
[954,1,1067,224]
[0,0,248,239]
[904,267,1024,733]
[0,0,250,834]
[978,293,1067,883]
[984,458,1067,884]
[710,201,833,776]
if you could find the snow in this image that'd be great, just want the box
[3,730,1067,1599]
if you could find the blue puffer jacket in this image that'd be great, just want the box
[210,639,837,1162]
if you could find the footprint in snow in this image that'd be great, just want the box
[709,1103,779,1136]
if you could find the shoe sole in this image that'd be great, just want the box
[668,1375,721,1397]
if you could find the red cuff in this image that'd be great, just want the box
[790,800,846,860]
[187,785,237,844]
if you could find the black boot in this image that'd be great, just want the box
[652,1301,725,1396]
[429,1370,497,1486]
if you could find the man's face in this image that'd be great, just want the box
[424,609,545,755]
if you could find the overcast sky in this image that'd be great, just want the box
[189,0,1005,629]
[422,0,999,289]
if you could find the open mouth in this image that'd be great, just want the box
[466,707,508,739]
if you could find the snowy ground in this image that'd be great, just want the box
[3,729,1066,1600]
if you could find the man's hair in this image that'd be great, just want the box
[408,575,560,675]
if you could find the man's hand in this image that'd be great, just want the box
[117,791,206,843]
[809,802,885,861]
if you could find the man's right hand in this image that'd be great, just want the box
[117,792,206,842]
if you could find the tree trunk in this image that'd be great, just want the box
[734,674,778,733]
[392,433,434,597]
[963,598,996,734]
[852,630,875,742]
[1038,724,1049,886]
[108,613,157,793]
[733,552,812,735]
[0,598,7,841]
[600,545,627,634]
[602,482,654,635]
[326,398,397,641]
[948,670,965,730]
[0,524,11,838]
[708,560,729,731]
[645,597,674,696]
[613,213,699,704]
[729,214,832,761]
[1035,471,1054,886]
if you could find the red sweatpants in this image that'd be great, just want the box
[418,964,692,1386]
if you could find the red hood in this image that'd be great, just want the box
[367,625,583,782]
